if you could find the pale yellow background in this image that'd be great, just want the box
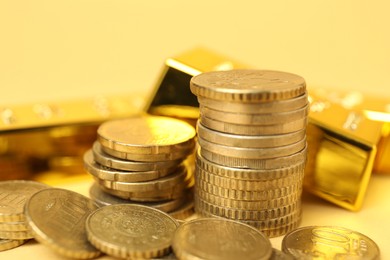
[1,0,390,105]
[0,1,389,259]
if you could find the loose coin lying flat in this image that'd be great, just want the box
[172,218,272,260]
[0,180,49,222]
[190,69,306,102]
[282,226,381,260]
[24,188,101,259]
[97,115,196,155]
[86,204,179,259]
[269,248,294,260]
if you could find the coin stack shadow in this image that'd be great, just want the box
[83,115,197,220]
[190,69,309,237]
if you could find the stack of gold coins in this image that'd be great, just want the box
[83,115,196,219]
[0,180,49,249]
[190,69,309,237]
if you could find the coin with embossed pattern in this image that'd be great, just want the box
[24,188,101,259]
[172,218,272,260]
[86,204,179,259]
[97,115,196,155]
[282,226,380,260]
[190,69,306,102]
[0,180,49,222]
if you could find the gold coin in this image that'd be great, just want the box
[0,180,50,222]
[200,145,307,170]
[89,182,186,213]
[196,188,301,210]
[200,115,308,135]
[95,165,187,193]
[84,150,177,182]
[199,103,309,125]
[194,195,301,221]
[282,226,380,259]
[197,91,308,113]
[92,141,182,172]
[190,69,306,102]
[196,149,306,180]
[86,204,179,259]
[197,121,306,148]
[198,135,306,159]
[0,229,34,240]
[0,238,26,252]
[97,115,196,155]
[195,176,302,201]
[24,188,101,259]
[172,218,272,260]
[0,221,29,232]
[196,166,304,191]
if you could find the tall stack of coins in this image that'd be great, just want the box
[83,115,196,219]
[190,69,309,237]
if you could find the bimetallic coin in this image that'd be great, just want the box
[86,204,179,259]
[196,150,306,180]
[84,150,176,182]
[197,91,308,113]
[200,115,308,135]
[172,218,272,260]
[200,103,310,125]
[0,238,26,252]
[0,180,49,222]
[200,145,307,169]
[92,142,181,172]
[24,188,101,259]
[97,115,196,155]
[198,136,306,159]
[89,183,185,213]
[190,69,306,102]
[282,226,381,260]
[197,121,306,148]
[96,165,187,193]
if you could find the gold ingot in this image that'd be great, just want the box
[145,47,390,211]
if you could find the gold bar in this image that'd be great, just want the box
[0,94,144,182]
[145,47,389,211]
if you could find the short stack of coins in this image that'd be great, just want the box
[83,115,197,219]
[190,69,309,237]
[0,180,49,250]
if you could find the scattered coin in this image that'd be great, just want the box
[282,226,381,260]
[86,204,179,259]
[24,188,101,259]
[172,218,272,260]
